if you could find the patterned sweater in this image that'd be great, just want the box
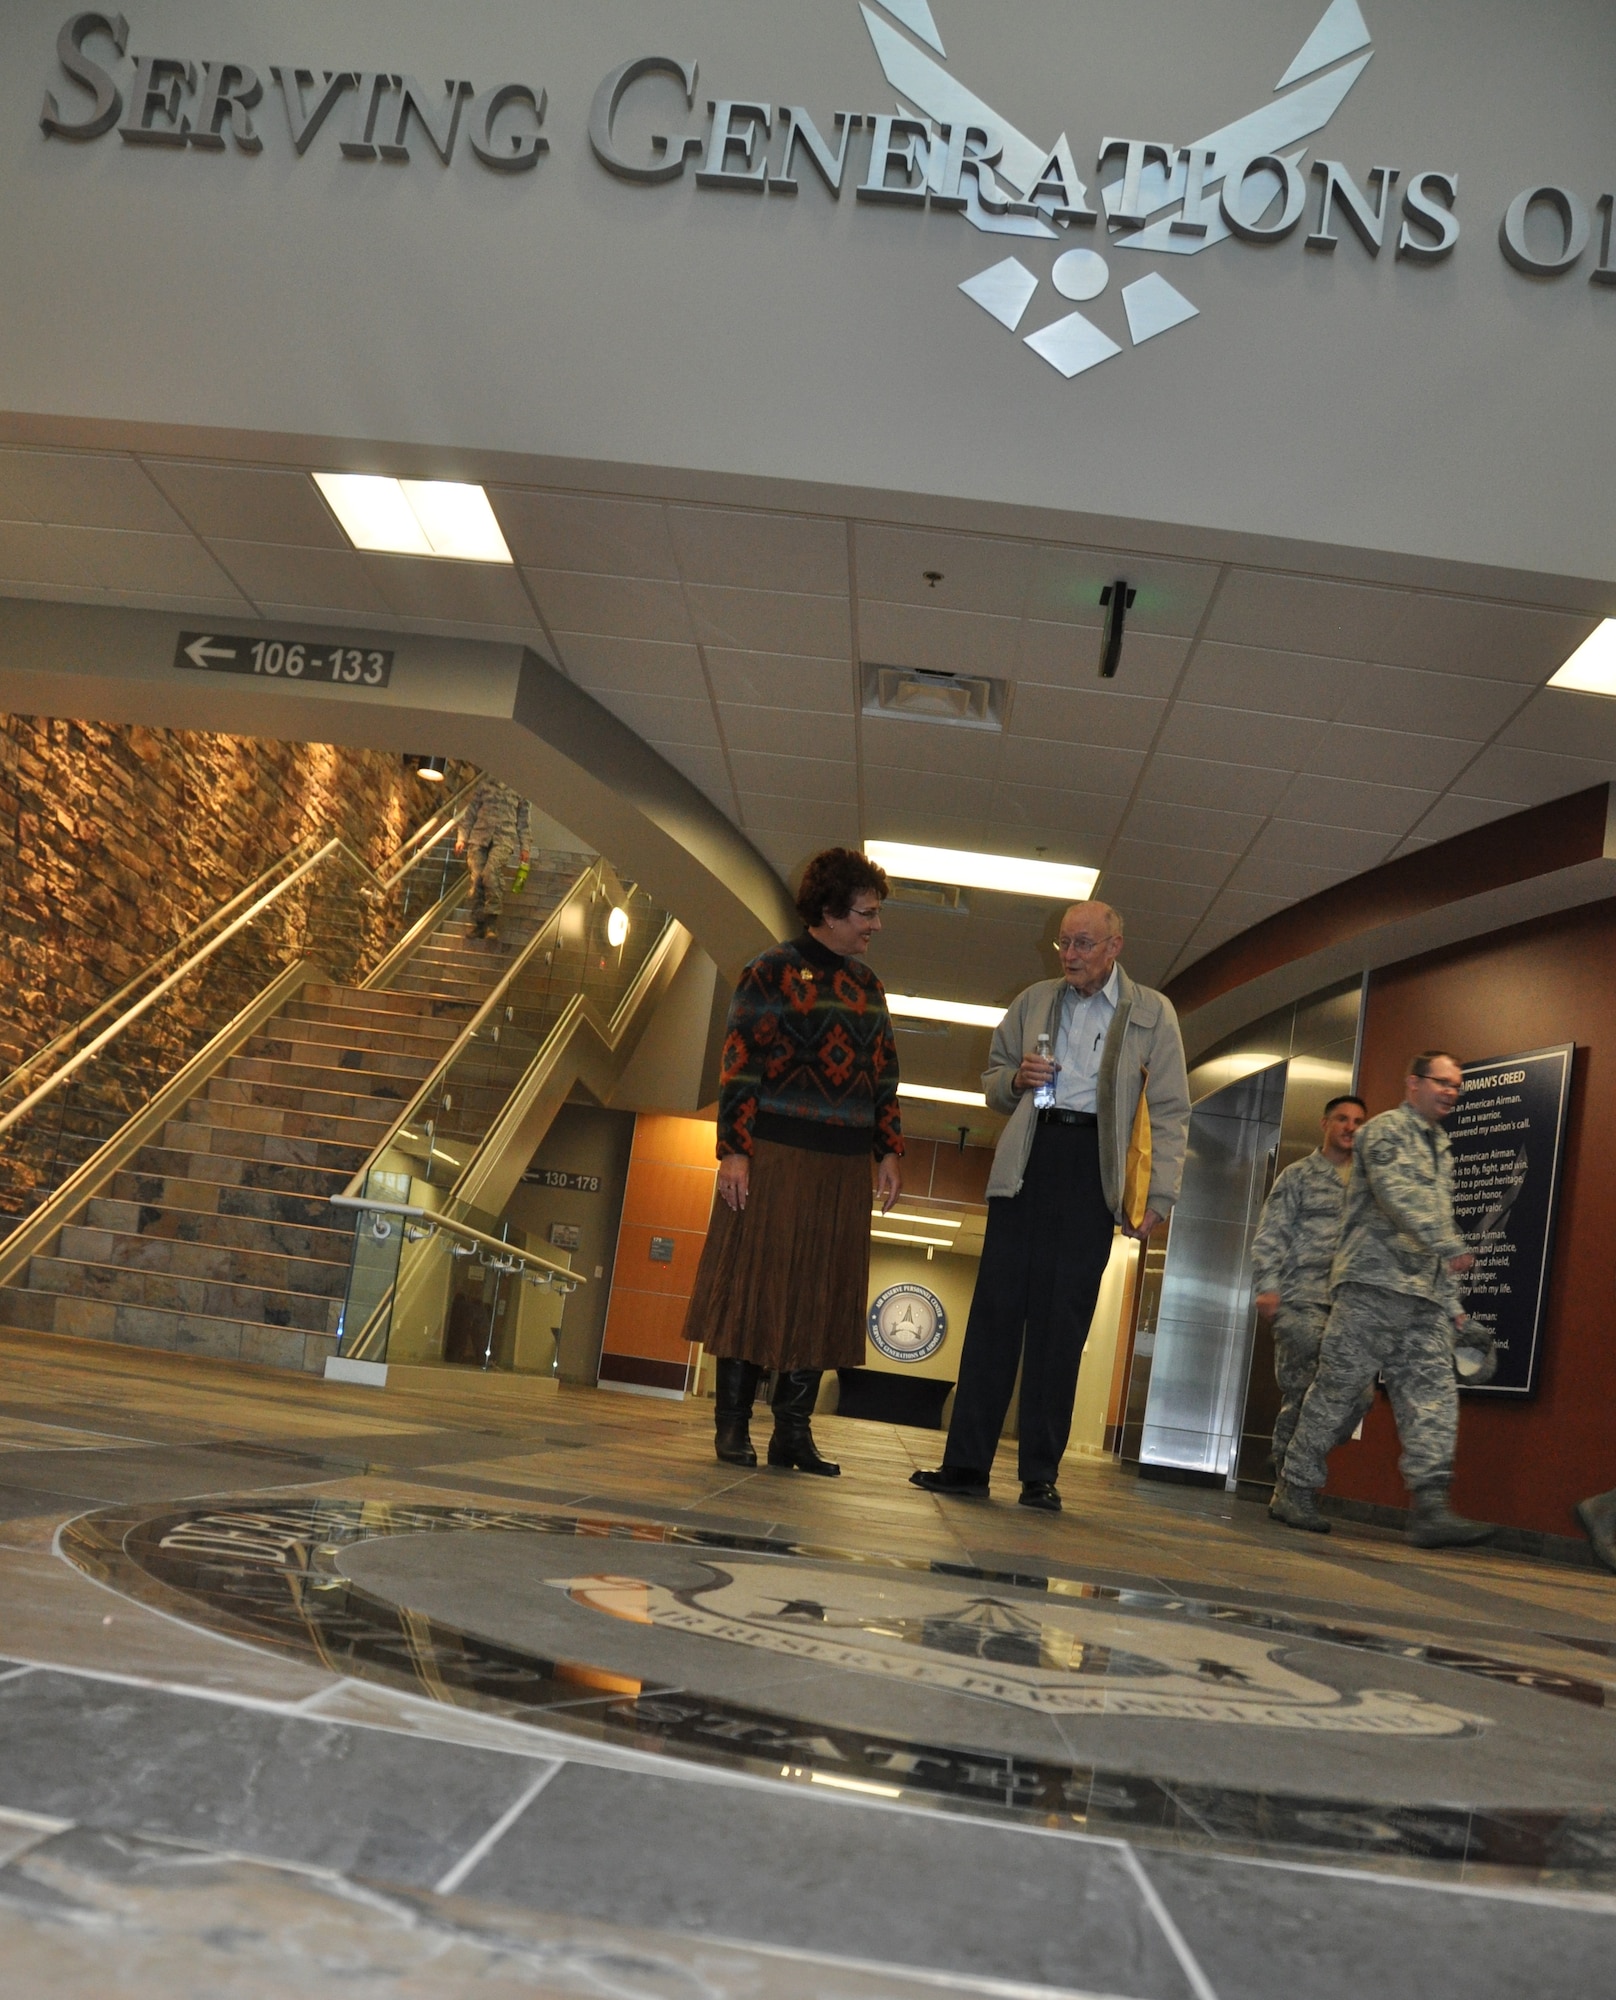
[717,934,903,1160]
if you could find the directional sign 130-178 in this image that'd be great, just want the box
[174,632,394,687]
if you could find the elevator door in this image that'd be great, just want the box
[1137,1062,1286,1482]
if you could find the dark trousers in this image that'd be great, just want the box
[943,1122,1115,1485]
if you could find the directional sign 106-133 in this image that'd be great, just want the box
[174,632,394,687]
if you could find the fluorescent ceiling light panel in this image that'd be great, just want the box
[867,841,1099,901]
[897,1083,989,1106]
[870,1210,962,1229]
[887,993,1006,1028]
[314,473,512,563]
[871,1229,954,1248]
[1548,620,1616,696]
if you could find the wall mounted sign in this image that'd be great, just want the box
[35,4,1616,395]
[868,1281,948,1363]
[1447,1043,1574,1399]
[547,1222,582,1253]
[173,631,393,687]
[523,1168,602,1193]
[649,1236,676,1264]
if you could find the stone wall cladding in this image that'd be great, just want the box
[0,716,464,1217]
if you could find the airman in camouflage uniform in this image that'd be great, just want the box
[454,778,532,937]
[1273,1052,1494,1550]
[1251,1095,1369,1477]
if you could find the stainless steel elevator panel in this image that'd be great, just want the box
[1138,1062,1286,1481]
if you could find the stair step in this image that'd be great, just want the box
[159,1119,369,1174]
[26,1254,342,1334]
[251,1017,455,1063]
[289,999,469,1035]
[130,1144,355,1202]
[207,1075,409,1124]
[180,1097,393,1152]
[111,1169,349,1231]
[0,1285,334,1373]
[237,1035,439,1082]
[87,1195,353,1264]
[302,982,471,1020]
[56,1223,348,1297]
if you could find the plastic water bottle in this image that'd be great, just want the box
[1033,1031,1058,1111]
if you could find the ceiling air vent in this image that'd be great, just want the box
[862,663,1005,732]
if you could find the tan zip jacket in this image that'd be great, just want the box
[982,968,1191,1220]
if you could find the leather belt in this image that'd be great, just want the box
[1036,1107,1097,1127]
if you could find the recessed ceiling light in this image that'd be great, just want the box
[867,841,1098,901]
[313,473,512,563]
[869,1209,963,1228]
[871,1229,955,1248]
[887,993,1006,1029]
[897,1083,988,1106]
[1548,620,1616,696]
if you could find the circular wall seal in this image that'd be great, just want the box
[868,1282,948,1363]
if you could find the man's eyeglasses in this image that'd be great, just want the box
[1054,935,1114,955]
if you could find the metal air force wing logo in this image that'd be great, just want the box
[862,0,1376,378]
[550,1562,1483,1736]
[868,1282,947,1362]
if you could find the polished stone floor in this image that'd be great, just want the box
[0,1327,1613,1997]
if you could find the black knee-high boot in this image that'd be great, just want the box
[714,1358,762,1466]
[767,1370,839,1476]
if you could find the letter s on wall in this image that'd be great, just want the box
[41,9,128,139]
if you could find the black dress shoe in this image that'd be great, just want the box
[909,1467,989,1495]
[1018,1481,1061,1512]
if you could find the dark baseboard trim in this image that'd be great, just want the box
[598,1352,688,1392]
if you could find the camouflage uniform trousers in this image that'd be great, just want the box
[1271,1303,1376,1472]
[1284,1281,1458,1494]
[466,832,517,920]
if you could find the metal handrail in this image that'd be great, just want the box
[328,1195,583,1290]
[374,776,478,891]
[0,782,480,1147]
[334,858,609,1201]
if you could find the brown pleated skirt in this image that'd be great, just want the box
[682,1138,872,1370]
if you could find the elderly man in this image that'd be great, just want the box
[912,901,1190,1512]
[1251,1094,1372,1487]
[1272,1051,1494,1549]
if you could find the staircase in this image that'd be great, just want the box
[0,878,570,1372]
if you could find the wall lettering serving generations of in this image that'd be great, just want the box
[35,5,1616,384]
[1447,1045,1574,1401]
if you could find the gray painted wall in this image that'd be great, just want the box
[5,1,1616,596]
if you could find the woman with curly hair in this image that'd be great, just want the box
[684,847,904,1475]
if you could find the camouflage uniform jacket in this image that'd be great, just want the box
[1329,1102,1466,1314]
[1251,1150,1350,1309]
[456,779,531,850]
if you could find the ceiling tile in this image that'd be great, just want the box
[669,508,848,595]
[1019,623,1188,698]
[1006,683,1164,751]
[860,716,1003,778]
[1336,663,1529,740]
[1154,703,1326,770]
[144,461,348,548]
[855,526,1032,616]
[365,556,538,628]
[719,705,857,760]
[729,752,859,804]
[1137,754,1293,814]
[1202,887,1292,928]
[867,772,999,817]
[1450,744,1615,807]
[687,584,849,657]
[1208,569,1594,684]
[653,742,736,812]
[553,633,707,698]
[864,806,990,849]
[1224,855,1350,901]
[739,795,860,842]
[254,603,402,633]
[1275,775,1439,833]
[69,528,242,599]
[997,738,1143,795]
[0,449,187,533]
[1094,873,1215,920]
[1022,546,1219,635]
[1175,641,1345,719]
[0,521,100,588]
[1104,837,1237,887]
[1112,800,1264,853]
[986,782,1125,843]
[857,598,1019,676]
[749,831,810,879]
[489,492,677,577]
[199,539,391,613]
[1304,724,1478,790]
[705,648,853,714]
[1404,793,1519,844]
[1495,688,1616,762]
[523,569,692,643]
[1248,819,1394,873]
[593,691,719,747]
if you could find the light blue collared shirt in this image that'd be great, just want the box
[1053,964,1119,1114]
